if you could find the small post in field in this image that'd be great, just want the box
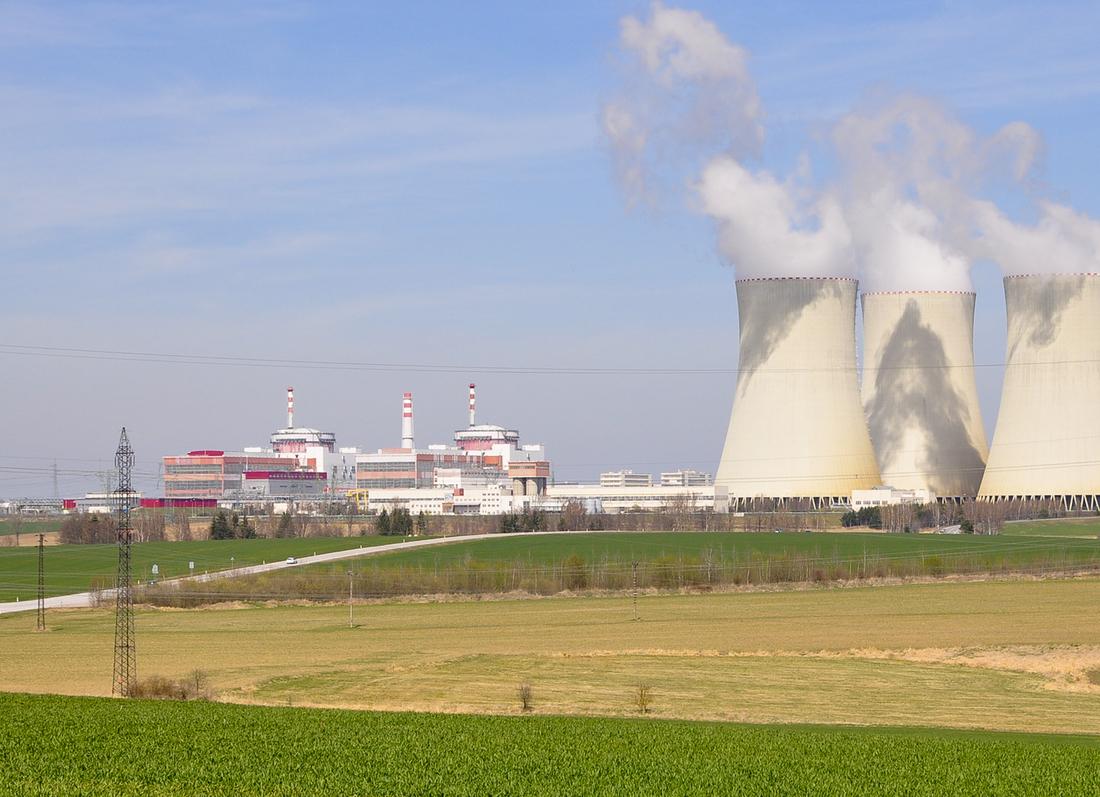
[35,534,45,632]
[632,561,639,622]
[347,570,354,628]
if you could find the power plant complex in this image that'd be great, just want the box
[19,273,1100,518]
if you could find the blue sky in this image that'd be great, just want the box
[2,1,1099,496]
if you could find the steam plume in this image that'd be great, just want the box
[604,4,1100,289]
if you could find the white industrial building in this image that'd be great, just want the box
[599,470,653,488]
[660,469,712,487]
[861,291,988,499]
[365,484,534,516]
[851,486,935,510]
[543,484,728,514]
[979,274,1100,509]
[240,471,329,498]
[716,277,881,508]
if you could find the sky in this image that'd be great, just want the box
[2,1,1099,497]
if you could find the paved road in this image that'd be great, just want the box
[0,531,565,615]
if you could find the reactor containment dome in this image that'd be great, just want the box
[716,277,881,508]
[978,273,1100,510]
[861,291,988,499]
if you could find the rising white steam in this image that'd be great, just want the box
[696,157,853,278]
[603,2,762,204]
[604,4,1100,288]
[604,2,849,279]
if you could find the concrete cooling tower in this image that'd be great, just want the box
[716,277,881,508]
[861,291,988,499]
[978,273,1100,509]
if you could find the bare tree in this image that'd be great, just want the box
[518,684,533,712]
[174,509,193,542]
[558,500,588,531]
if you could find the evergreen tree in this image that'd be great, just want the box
[377,508,391,536]
[209,511,233,540]
[237,515,257,539]
[275,512,296,539]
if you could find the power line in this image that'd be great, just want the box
[0,341,1092,376]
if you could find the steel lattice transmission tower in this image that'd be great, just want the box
[36,534,46,632]
[112,427,136,696]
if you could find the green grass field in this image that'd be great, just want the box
[284,530,1100,598]
[2,693,1097,796]
[0,518,61,537]
[0,536,399,599]
[6,529,1099,603]
[1003,518,1100,538]
[346,529,1099,569]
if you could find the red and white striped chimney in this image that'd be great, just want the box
[287,386,295,428]
[401,392,414,449]
[468,383,476,427]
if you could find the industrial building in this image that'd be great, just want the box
[542,484,728,514]
[861,291,988,499]
[850,486,935,510]
[660,470,712,487]
[268,387,359,492]
[979,274,1100,509]
[355,386,550,497]
[600,470,653,488]
[164,388,358,500]
[240,471,328,498]
[163,451,298,499]
[716,277,881,508]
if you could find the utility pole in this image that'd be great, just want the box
[112,428,136,697]
[632,561,639,622]
[348,570,354,628]
[36,534,45,632]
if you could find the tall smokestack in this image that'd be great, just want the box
[401,392,414,450]
[715,277,881,508]
[287,386,295,428]
[468,383,477,427]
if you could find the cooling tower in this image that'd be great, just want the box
[861,291,988,499]
[978,274,1100,508]
[716,277,881,507]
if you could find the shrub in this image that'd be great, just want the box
[130,670,212,701]
[635,684,653,714]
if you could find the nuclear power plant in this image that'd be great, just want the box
[978,274,1100,510]
[715,277,881,509]
[861,291,988,500]
[30,273,1100,517]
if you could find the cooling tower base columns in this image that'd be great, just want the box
[979,274,1100,502]
[716,277,881,504]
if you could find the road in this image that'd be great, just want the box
[0,531,565,615]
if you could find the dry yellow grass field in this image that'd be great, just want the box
[3,578,1100,734]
